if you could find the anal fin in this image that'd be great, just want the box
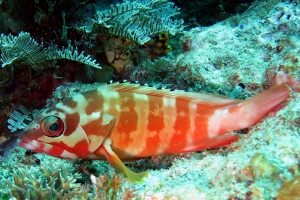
[181,133,239,152]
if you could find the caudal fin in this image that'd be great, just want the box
[219,84,291,133]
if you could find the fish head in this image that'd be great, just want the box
[18,101,116,159]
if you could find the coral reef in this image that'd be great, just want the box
[0,161,84,199]
[0,160,136,199]
[91,173,137,199]
[276,175,300,200]
[0,0,300,199]
[173,0,255,27]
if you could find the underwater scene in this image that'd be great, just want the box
[0,0,300,199]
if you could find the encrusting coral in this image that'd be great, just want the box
[276,175,300,200]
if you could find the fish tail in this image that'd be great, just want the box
[218,84,291,133]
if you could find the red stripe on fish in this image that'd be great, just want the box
[18,83,291,182]
[84,90,104,115]
[116,93,138,135]
[64,113,80,136]
[167,98,191,151]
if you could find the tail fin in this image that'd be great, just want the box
[218,84,291,133]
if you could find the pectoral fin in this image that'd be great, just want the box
[99,139,148,182]
[81,112,116,154]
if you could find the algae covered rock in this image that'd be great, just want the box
[276,175,300,200]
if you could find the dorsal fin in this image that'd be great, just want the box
[99,82,241,106]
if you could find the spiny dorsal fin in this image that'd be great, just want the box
[100,82,241,106]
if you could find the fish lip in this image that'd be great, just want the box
[18,134,42,151]
[19,134,79,159]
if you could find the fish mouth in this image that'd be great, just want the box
[19,134,56,156]
[18,133,78,159]
[18,134,41,151]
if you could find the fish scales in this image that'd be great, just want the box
[18,82,291,181]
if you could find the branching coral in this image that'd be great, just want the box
[0,159,137,200]
[0,162,86,199]
[90,173,137,200]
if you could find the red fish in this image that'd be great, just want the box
[18,83,290,181]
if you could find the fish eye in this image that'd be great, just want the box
[41,116,64,137]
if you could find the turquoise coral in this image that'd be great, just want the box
[0,162,84,199]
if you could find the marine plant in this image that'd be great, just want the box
[84,0,184,72]
[0,32,101,70]
[86,0,183,45]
